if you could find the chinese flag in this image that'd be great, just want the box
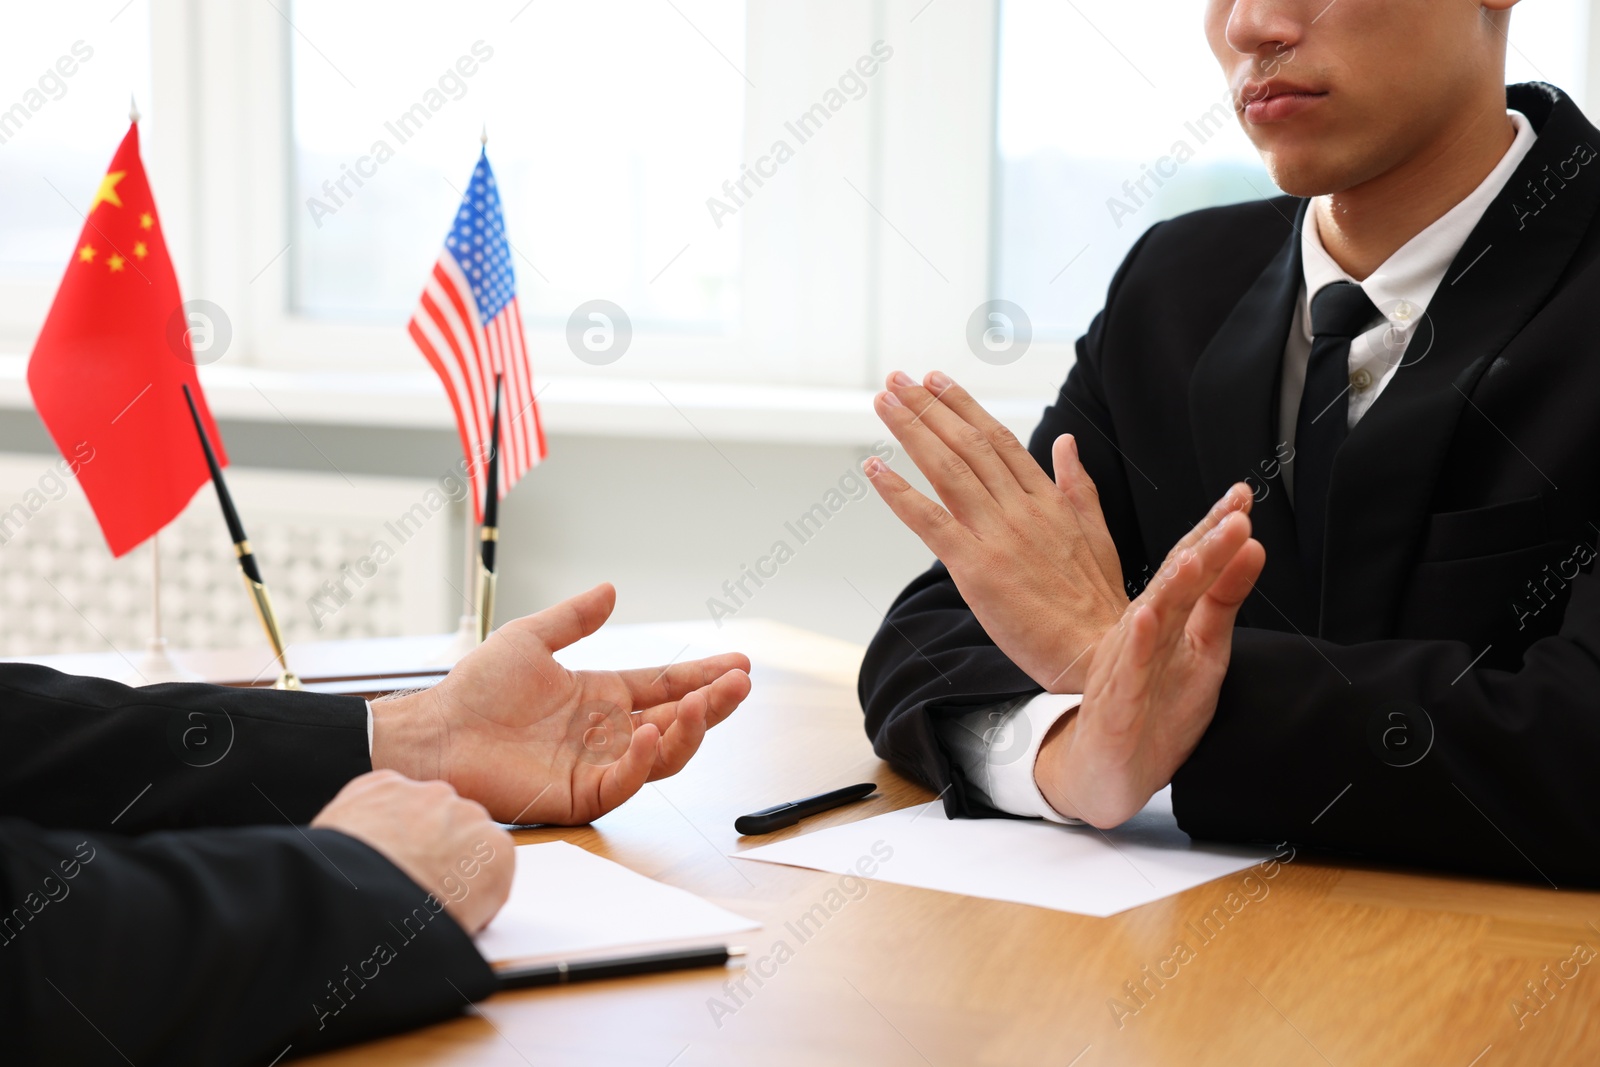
[27,122,226,558]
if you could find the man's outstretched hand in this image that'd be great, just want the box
[1034,501,1265,827]
[370,584,752,826]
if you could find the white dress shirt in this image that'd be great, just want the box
[941,109,1538,823]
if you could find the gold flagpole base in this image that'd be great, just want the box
[477,561,498,644]
[275,670,303,691]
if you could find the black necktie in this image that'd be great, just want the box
[1295,281,1378,618]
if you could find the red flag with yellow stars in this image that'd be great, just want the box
[27,121,227,557]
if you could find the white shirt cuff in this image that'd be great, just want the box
[939,693,1086,824]
[365,700,374,757]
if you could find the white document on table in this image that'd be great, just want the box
[729,787,1266,918]
[475,841,760,966]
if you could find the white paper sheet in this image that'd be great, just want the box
[475,841,759,965]
[729,787,1266,918]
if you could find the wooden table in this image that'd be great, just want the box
[38,621,1596,1065]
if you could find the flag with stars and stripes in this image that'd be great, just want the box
[408,149,546,520]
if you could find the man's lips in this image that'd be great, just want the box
[1238,82,1329,124]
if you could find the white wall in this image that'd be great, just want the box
[488,433,934,646]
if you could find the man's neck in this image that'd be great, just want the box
[1315,97,1517,281]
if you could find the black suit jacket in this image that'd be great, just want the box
[0,665,496,1065]
[861,82,1600,887]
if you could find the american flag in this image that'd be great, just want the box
[408,149,546,520]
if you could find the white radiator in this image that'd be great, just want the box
[0,455,457,658]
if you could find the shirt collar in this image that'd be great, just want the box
[1298,108,1537,338]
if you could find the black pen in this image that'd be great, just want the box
[496,944,744,989]
[735,782,876,835]
[181,384,301,690]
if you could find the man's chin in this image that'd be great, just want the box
[1257,152,1362,200]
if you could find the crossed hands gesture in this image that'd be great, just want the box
[866,371,1264,827]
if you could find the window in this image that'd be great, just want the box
[251,0,891,390]
[1503,0,1588,93]
[0,4,153,279]
[0,3,154,341]
[289,0,746,335]
[993,0,1271,344]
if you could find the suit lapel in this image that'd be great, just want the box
[1189,199,1314,634]
[1323,83,1600,642]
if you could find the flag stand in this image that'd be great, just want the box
[128,532,201,685]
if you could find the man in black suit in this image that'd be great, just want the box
[0,582,751,1064]
[858,0,1600,885]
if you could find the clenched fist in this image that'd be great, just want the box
[312,770,514,935]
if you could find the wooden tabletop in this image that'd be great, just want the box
[256,620,1598,1067]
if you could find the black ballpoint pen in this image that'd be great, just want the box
[181,384,301,690]
[735,782,877,835]
[496,944,745,990]
[477,374,502,643]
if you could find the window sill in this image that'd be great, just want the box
[0,355,1047,446]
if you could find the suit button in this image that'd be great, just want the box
[1350,368,1374,391]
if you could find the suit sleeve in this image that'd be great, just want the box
[1172,590,1600,886]
[0,666,498,1063]
[0,663,372,833]
[0,819,498,1065]
[857,227,1161,817]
